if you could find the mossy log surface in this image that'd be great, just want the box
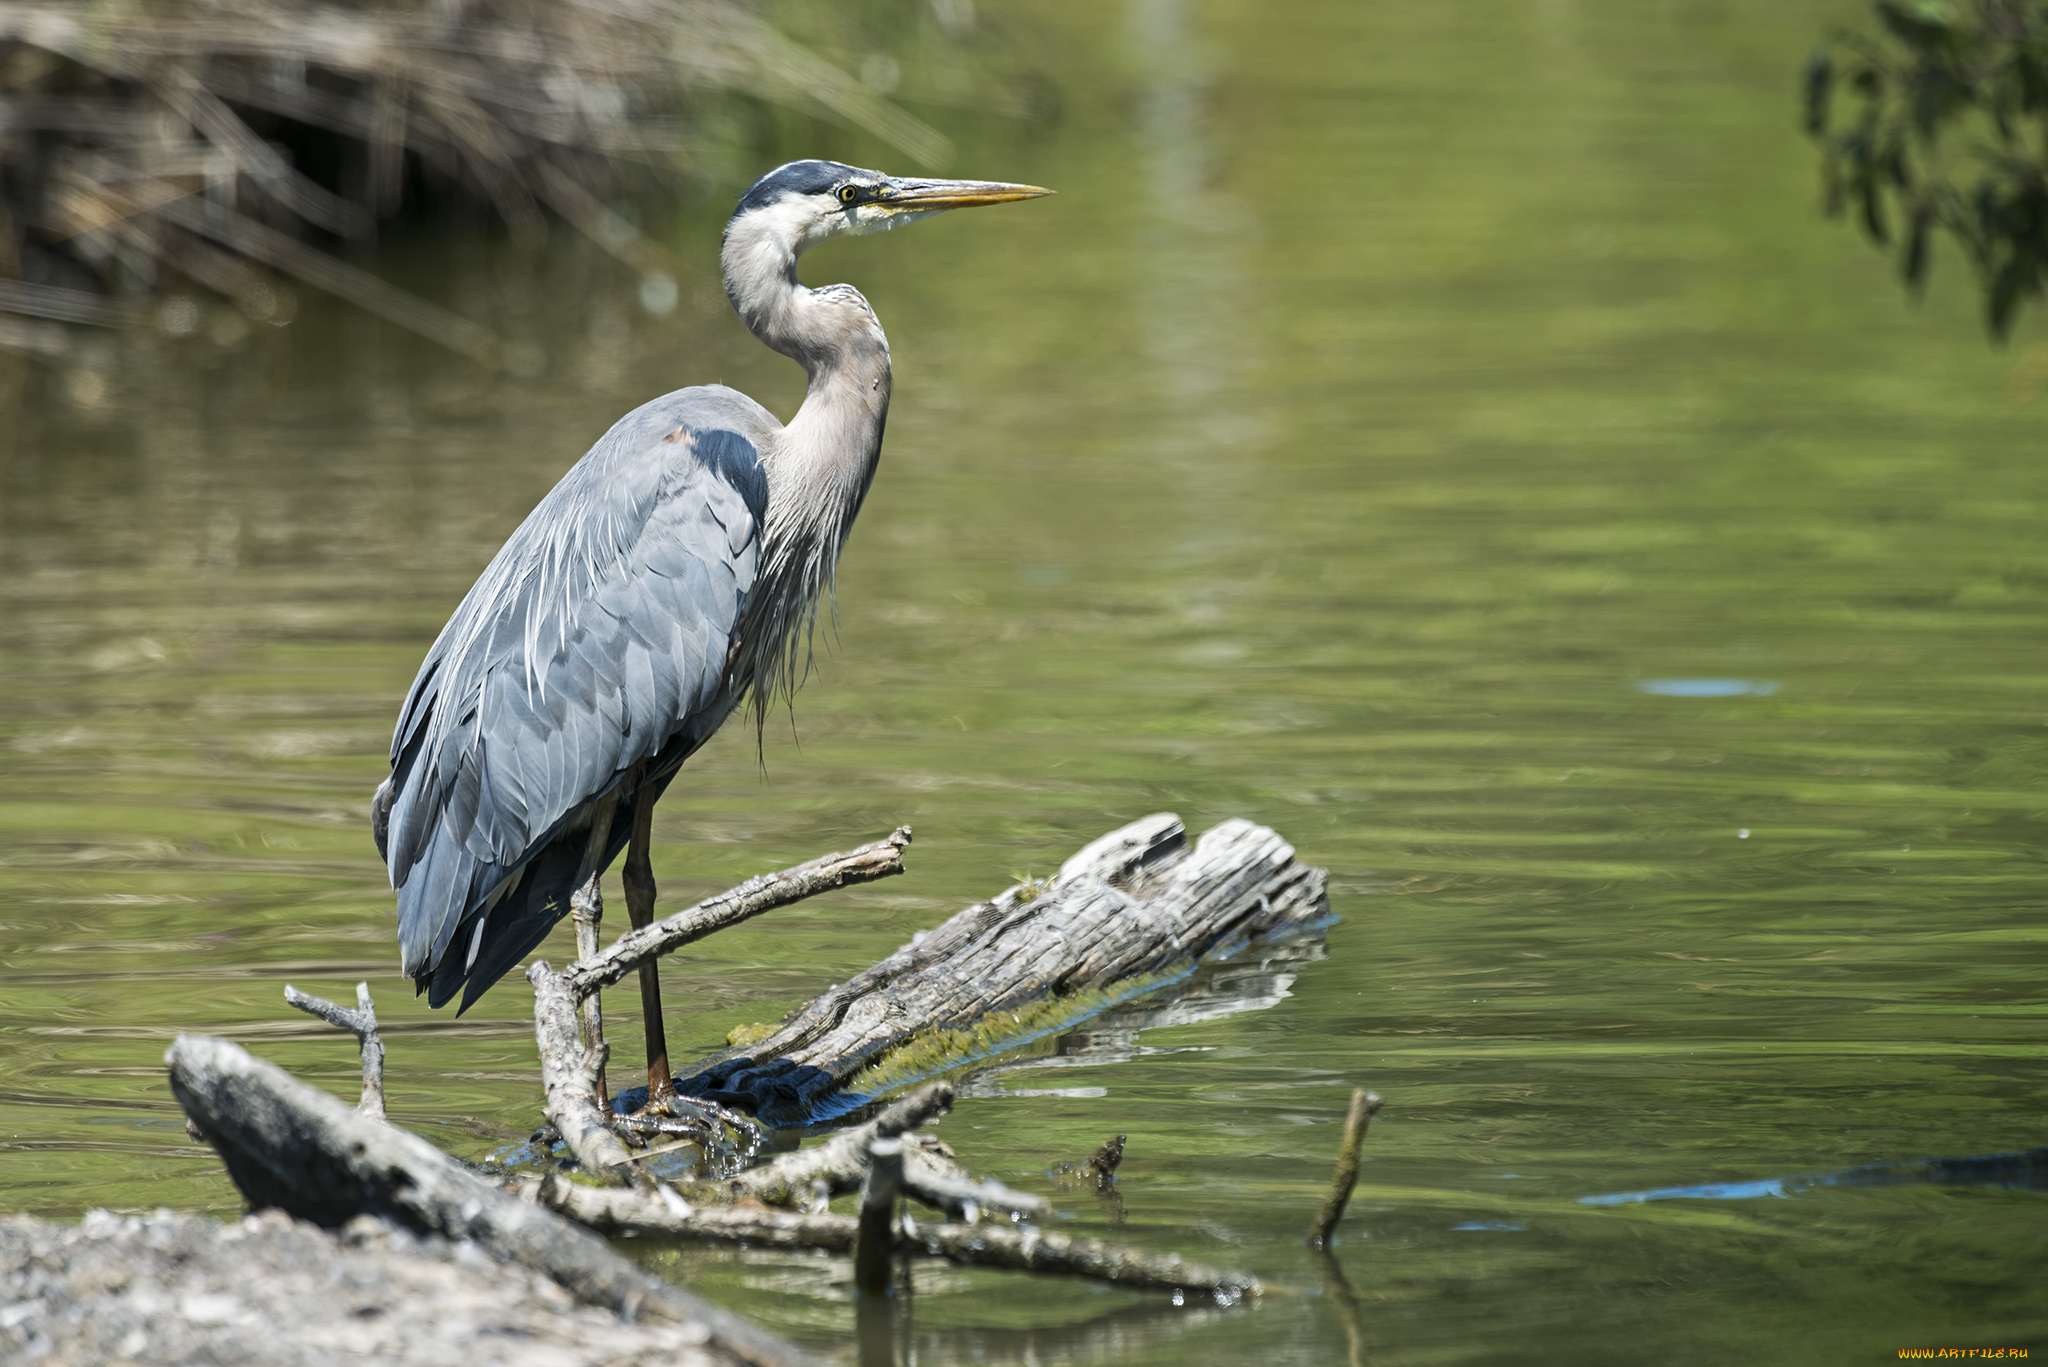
[674,814,1330,1125]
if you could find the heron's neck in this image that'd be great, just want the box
[720,219,892,509]
[720,212,892,707]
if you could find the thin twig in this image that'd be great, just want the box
[283,981,385,1119]
[1310,1090,1381,1248]
[150,65,372,237]
[0,279,134,327]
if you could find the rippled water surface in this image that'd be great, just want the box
[3,1,2046,1362]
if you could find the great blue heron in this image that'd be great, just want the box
[371,160,1050,1104]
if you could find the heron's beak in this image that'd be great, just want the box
[875,178,1054,216]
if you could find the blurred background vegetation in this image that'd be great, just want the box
[0,0,1046,361]
[1808,0,2048,339]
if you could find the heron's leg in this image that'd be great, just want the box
[622,784,674,1100]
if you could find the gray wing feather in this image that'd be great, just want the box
[382,386,772,983]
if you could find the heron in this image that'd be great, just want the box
[371,160,1050,1106]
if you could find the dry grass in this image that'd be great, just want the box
[0,0,951,362]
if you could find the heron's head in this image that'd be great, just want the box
[727,160,1051,259]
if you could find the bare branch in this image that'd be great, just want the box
[150,65,372,237]
[562,828,912,1004]
[526,961,643,1188]
[0,1,965,356]
[0,279,134,327]
[282,981,385,1120]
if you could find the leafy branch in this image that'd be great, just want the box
[1807,0,2048,339]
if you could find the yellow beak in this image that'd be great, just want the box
[875,178,1054,214]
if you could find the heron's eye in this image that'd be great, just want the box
[838,185,859,204]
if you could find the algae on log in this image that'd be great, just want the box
[674,814,1329,1124]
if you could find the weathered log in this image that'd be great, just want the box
[563,828,912,1004]
[282,981,385,1119]
[528,1178,1260,1298]
[165,1034,819,1367]
[678,815,1329,1123]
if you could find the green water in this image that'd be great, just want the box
[2,0,2045,1361]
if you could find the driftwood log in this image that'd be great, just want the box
[165,1034,817,1367]
[167,813,1304,1334]
[672,814,1329,1123]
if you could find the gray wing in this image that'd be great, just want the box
[380,385,774,988]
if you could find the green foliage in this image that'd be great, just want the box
[1808,1,2048,339]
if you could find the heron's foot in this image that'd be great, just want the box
[607,1088,764,1176]
[621,1089,764,1145]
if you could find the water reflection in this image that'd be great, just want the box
[1632,678,1781,697]
[1581,1148,2048,1205]
[955,936,1327,1100]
